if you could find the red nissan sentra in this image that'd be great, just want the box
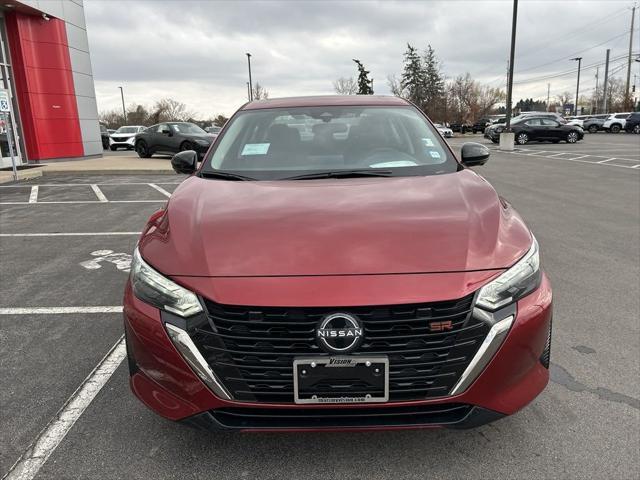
[124,95,552,431]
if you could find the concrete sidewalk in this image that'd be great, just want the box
[0,154,174,183]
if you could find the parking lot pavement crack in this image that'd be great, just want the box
[550,362,639,411]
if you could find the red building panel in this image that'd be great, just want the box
[5,12,83,161]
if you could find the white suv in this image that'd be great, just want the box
[110,125,146,150]
[603,113,631,133]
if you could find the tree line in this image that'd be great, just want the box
[335,44,506,124]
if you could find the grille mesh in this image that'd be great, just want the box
[190,294,488,403]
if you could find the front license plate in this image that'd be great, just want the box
[293,356,389,404]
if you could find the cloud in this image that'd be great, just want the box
[85,0,638,118]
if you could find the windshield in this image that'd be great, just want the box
[171,123,206,134]
[116,126,140,134]
[204,106,457,180]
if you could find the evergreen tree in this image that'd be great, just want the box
[422,45,445,115]
[352,59,374,95]
[400,44,427,109]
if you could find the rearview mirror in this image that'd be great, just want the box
[171,150,198,174]
[460,142,490,167]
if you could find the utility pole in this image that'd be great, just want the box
[246,82,250,102]
[624,5,636,110]
[118,86,126,123]
[246,53,253,101]
[593,67,599,114]
[602,49,610,113]
[547,83,550,111]
[571,57,582,116]
[504,0,518,132]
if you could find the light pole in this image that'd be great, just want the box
[246,53,253,101]
[571,57,582,116]
[500,0,518,151]
[118,86,126,123]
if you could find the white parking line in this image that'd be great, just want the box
[4,337,126,480]
[148,183,172,197]
[28,186,38,203]
[569,155,589,160]
[0,306,124,314]
[90,184,108,202]
[0,182,181,188]
[510,151,640,169]
[0,232,140,237]
[597,158,616,163]
[0,200,165,205]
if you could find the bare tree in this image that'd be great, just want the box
[333,77,357,95]
[99,109,124,129]
[555,91,573,112]
[212,114,229,127]
[387,74,405,97]
[149,98,195,124]
[252,82,269,100]
[476,85,506,118]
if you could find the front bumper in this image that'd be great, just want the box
[110,136,135,147]
[124,273,552,431]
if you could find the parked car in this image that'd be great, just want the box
[434,123,453,138]
[512,111,566,123]
[603,113,631,133]
[110,125,146,150]
[623,112,640,134]
[99,123,109,150]
[107,129,116,135]
[205,125,222,135]
[124,95,552,432]
[134,122,216,158]
[490,117,506,125]
[450,122,471,133]
[583,114,609,133]
[472,118,492,134]
[485,116,583,145]
[565,115,589,128]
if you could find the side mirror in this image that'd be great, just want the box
[460,142,490,167]
[171,150,198,174]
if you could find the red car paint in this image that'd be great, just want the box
[124,96,552,430]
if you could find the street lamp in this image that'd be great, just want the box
[246,53,253,101]
[118,86,126,123]
[571,57,582,116]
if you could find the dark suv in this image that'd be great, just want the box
[624,112,640,134]
[583,114,609,133]
[472,118,491,134]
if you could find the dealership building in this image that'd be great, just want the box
[0,0,101,168]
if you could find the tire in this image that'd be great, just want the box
[110,145,118,151]
[609,124,621,133]
[180,141,194,152]
[633,125,640,134]
[588,125,598,133]
[515,132,529,145]
[566,131,579,143]
[135,140,151,158]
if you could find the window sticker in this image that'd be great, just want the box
[241,143,270,155]
[429,151,441,159]
[370,160,417,168]
[421,138,434,147]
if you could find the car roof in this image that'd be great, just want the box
[240,95,411,111]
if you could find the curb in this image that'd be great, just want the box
[0,168,43,184]
[41,169,175,176]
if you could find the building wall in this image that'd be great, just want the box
[7,0,100,161]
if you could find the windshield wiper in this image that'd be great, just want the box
[282,169,394,181]
[200,171,255,181]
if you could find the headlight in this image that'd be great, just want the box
[130,248,203,317]
[476,236,541,311]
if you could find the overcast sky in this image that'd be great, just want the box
[85,0,639,118]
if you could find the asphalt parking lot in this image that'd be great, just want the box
[1,134,638,479]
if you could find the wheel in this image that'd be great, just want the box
[588,125,598,133]
[110,145,118,151]
[135,140,151,158]
[566,131,579,143]
[180,141,194,151]
[609,124,621,133]
[634,125,640,134]
[515,132,529,145]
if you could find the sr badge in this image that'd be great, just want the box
[316,313,364,353]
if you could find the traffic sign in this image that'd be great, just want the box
[0,89,10,112]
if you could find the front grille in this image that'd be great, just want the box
[113,136,131,143]
[190,293,488,403]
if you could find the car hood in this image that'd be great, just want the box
[181,133,216,142]
[139,170,532,277]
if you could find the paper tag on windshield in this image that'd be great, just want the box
[429,151,441,159]
[421,138,434,147]
[241,143,270,155]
